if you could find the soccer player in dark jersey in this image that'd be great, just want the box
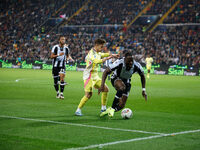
[98,51,147,117]
[50,36,74,99]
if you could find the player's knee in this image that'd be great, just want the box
[115,80,126,92]
[118,85,126,92]
[86,93,92,99]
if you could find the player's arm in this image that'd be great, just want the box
[136,62,147,101]
[50,52,64,59]
[98,67,112,95]
[145,58,147,64]
[101,52,119,59]
[98,59,121,94]
[90,53,112,64]
[50,46,64,59]
[64,46,74,62]
[67,54,74,62]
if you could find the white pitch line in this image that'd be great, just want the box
[15,78,24,82]
[0,115,163,135]
[64,129,200,150]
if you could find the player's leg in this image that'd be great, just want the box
[94,80,109,112]
[52,67,60,98]
[108,80,131,117]
[108,75,111,80]
[75,79,93,116]
[59,68,66,99]
[147,66,151,78]
[100,78,125,117]
[118,95,128,110]
[111,91,122,111]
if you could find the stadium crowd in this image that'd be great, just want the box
[164,0,200,23]
[0,0,199,66]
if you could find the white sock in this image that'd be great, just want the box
[101,105,106,110]
[76,108,81,112]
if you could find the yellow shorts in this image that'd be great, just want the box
[84,78,106,92]
[146,65,151,70]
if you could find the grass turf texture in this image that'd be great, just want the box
[0,68,200,150]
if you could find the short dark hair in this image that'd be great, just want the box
[95,38,106,45]
[59,35,65,40]
[124,51,133,58]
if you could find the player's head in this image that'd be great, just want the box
[94,38,106,52]
[124,51,133,70]
[59,36,66,45]
[147,54,150,58]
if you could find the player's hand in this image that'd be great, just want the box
[107,56,112,60]
[59,52,64,56]
[98,86,104,95]
[70,58,75,62]
[142,91,147,101]
[112,54,120,58]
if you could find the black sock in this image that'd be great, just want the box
[112,96,119,111]
[112,91,123,112]
[60,81,65,93]
[54,77,59,92]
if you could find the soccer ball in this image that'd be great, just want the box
[121,108,133,119]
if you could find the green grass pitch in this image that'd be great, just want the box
[0,68,200,150]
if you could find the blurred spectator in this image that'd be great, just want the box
[0,0,199,67]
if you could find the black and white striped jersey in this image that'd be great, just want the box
[108,58,144,82]
[51,44,70,68]
[105,58,117,68]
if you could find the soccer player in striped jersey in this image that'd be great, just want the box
[75,39,119,116]
[99,51,147,117]
[50,36,74,99]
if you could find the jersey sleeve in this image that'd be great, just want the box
[65,47,70,57]
[51,45,58,55]
[100,52,110,58]
[89,52,103,64]
[135,62,144,75]
[108,59,122,71]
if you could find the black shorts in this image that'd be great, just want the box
[111,77,131,96]
[52,67,66,78]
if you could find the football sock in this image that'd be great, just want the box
[101,105,106,110]
[116,90,123,97]
[54,77,59,92]
[112,95,120,111]
[101,92,108,106]
[76,108,81,112]
[78,96,89,109]
[60,81,65,93]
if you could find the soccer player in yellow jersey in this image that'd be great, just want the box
[75,39,119,116]
[145,54,153,79]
